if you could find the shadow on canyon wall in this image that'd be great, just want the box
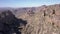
[0,10,27,34]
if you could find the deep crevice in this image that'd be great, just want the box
[52,10,55,14]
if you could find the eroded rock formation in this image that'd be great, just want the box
[0,4,60,34]
[18,4,60,34]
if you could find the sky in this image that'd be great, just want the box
[0,0,60,7]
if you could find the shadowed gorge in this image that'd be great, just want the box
[0,10,27,34]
